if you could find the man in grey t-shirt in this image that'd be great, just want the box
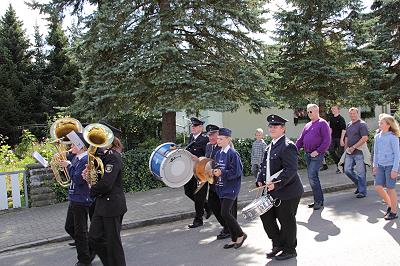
[343,107,369,198]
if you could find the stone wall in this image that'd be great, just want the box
[26,164,57,207]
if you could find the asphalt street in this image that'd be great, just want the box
[1,188,400,266]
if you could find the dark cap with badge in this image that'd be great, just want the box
[190,117,204,126]
[218,128,232,137]
[267,114,288,126]
[206,124,219,133]
[99,120,122,138]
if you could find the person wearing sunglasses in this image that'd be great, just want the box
[295,104,331,210]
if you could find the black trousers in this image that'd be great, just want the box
[329,138,344,165]
[184,176,208,221]
[208,189,237,233]
[221,198,243,242]
[65,202,91,264]
[89,214,126,266]
[260,196,301,253]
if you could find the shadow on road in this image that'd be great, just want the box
[297,208,340,242]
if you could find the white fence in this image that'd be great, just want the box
[0,170,28,210]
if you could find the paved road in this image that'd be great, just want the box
[1,166,372,253]
[1,187,399,266]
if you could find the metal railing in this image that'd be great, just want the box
[0,170,28,210]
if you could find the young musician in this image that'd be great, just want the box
[213,128,246,249]
[59,133,93,266]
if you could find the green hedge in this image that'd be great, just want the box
[120,137,335,193]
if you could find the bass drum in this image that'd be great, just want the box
[149,142,194,188]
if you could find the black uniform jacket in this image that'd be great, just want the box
[256,136,304,200]
[186,133,209,157]
[90,148,127,217]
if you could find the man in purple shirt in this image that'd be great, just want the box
[296,104,331,210]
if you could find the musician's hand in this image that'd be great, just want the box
[82,166,88,179]
[257,182,264,187]
[191,155,199,162]
[213,169,222,177]
[266,182,275,191]
[59,160,69,168]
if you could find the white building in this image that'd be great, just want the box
[177,104,392,139]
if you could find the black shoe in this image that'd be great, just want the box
[75,262,91,266]
[223,243,235,249]
[384,212,398,220]
[308,202,323,209]
[234,233,247,249]
[354,189,359,194]
[188,221,203,228]
[217,231,231,240]
[274,251,297,261]
[320,164,328,171]
[384,207,392,218]
[356,193,366,198]
[266,247,283,258]
[335,169,341,174]
[68,241,76,247]
[313,202,323,210]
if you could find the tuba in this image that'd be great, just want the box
[83,123,114,187]
[49,117,83,187]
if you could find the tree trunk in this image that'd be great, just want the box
[159,0,176,142]
[161,111,176,142]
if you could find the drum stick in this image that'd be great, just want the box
[249,180,282,192]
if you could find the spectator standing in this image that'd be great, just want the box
[343,107,370,198]
[328,105,347,173]
[251,128,267,180]
[373,114,400,220]
[295,104,331,210]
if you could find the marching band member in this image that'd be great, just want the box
[213,128,246,249]
[257,115,303,260]
[86,122,127,266]
[185,117,211,228]
[205,124,233,240]
[59,133,93,266]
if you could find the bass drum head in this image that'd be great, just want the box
[160,149,194,188]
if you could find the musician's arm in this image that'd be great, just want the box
[271,144,298,191]
[90,154,121,197]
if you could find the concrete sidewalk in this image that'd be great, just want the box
[0,166,373,254]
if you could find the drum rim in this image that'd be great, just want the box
[148,142,176,177]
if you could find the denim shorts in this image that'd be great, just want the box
[375,165,397,189]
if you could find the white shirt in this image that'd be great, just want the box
[266,135,285,182]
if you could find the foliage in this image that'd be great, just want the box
[0,4,42,144]
[39,0,274,142]
[122,148,164,193]
[272,0,373,111]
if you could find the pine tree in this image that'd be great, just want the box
[0,4,38,143]
[42,0,271,142]
[367,0,400,103]
[273,0,369,113]
[45,11,81,114]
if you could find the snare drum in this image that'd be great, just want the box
[149,142,194,188]
[241,195,274,221]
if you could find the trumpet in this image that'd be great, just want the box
[49,117,83,187]
[83,123,114,187]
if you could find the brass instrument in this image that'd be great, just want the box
[49,118,83,187]
[83,123,114,187]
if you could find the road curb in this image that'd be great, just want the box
[0,181,368,254]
